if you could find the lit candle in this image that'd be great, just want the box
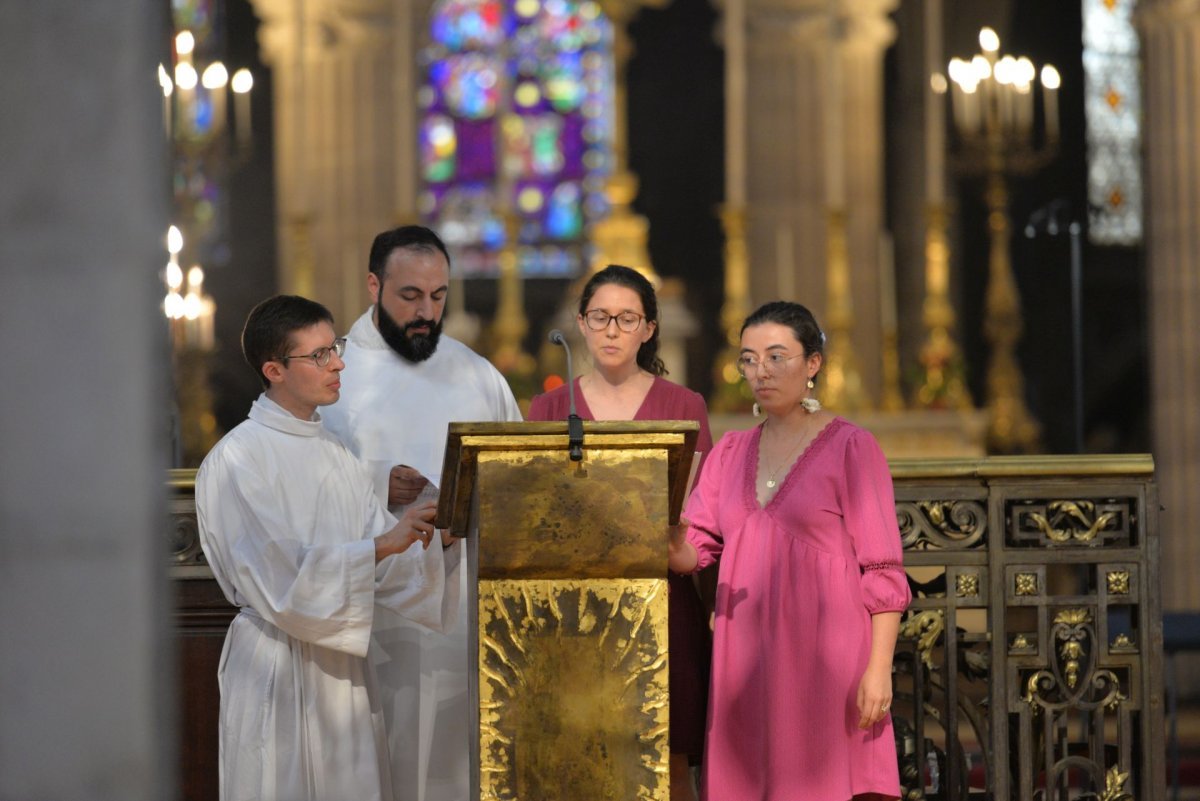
[1041,64,1061,141]
[232,68,254,151]
[158,64,174,138]
[202,62,228,138]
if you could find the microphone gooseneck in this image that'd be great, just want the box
[548,329,585,461]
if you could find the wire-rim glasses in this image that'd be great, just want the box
[583,309,645,333]
[737,352,806,378]
[280,337,347,368]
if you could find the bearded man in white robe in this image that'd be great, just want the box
[322,226,521,801]
[196,295,461,801]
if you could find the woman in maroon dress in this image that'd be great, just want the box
[529,264,714,801]
[668,301,909,801]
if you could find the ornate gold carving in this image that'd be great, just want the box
[1106,570,1130,595]
[956,572,980,597]
[1015,572,1039,596]
[1010,633,1034,652]
[478,578,668,800]
[1054,608,1092,689]
[1099,764,1134,801]
[1026,500,1117,543]
[1110,633,1137,653]
[899,610,945,670]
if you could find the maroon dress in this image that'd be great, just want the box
[528,375,715,758]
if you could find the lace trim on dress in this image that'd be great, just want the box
[744,417,847,512]
[862,560,905,572]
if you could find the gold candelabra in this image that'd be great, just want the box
[947,27,1059,453]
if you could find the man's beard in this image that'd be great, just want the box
[377,300,443,363]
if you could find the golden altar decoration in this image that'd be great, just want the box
[437,421,700,801]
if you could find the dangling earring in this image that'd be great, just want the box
[752,402,761,417]
[801,377,821,413]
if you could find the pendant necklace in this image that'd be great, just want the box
[763,423,810,489]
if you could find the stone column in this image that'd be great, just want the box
[744,0,896,403]
[0,2,174,797]
[253,0,410,326]
[1138,0,1200,616]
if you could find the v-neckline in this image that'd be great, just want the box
[575,375,659,421]
[748,416,842,510]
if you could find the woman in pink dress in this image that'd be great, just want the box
[668,301,910,801]
[529,265,714,801]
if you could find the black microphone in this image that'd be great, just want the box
[548,329,584,461]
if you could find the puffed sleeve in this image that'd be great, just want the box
[683,432,736,572]
[683,389,715,470]
[843,428,911,614]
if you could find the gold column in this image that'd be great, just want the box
[711,204,753,411]
[589,0,665,278]
[820,208,869,411]
[913,203,971,409]
[488,211,536,379]
[981,153,1039,453]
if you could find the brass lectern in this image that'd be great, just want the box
[436,421,700,801]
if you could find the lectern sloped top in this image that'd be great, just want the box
[434,419,700,575]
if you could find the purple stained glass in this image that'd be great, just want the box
[420,0,614,277]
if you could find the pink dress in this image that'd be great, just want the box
[684,417,910,801]
[529,376,714,758]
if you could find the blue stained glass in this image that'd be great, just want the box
[431,0,506,51]
[434,54,503,120]
[546,182,583,239]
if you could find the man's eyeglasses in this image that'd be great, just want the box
[280,338,347,368]
[737,352,806,378]
[583,310,645,333]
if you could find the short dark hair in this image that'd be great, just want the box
[741,301,825,377]
[578,264,667,376]
[368,225,451,281]
[241,295,334,389]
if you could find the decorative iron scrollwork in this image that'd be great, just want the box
[897,500,987,550]
[1011,498,1132,547]
[1023,607,1127,712]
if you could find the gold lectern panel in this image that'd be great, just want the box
[475,449,669,579]
[478,578,669,801]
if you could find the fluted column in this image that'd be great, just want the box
[1138,0,1200,615]
[253,0,405,325]
[744,0,895,403]
[1,2,173,795]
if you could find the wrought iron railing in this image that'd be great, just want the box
[169,455,1165,801]
[890,455,1163,801]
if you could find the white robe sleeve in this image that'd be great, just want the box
[197,452,378,658]
[366,481,460,633]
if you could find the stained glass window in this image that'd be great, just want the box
[419,0,614,277]
[1082,0,1142,245]
[171,0,225,261]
